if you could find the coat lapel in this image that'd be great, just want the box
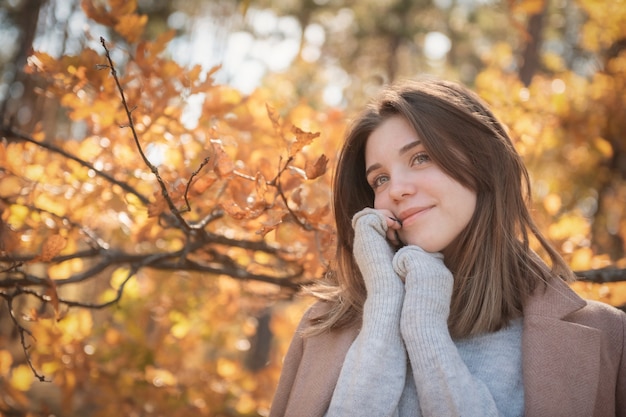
[523,278,602,417]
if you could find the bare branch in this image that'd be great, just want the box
[0,289,49,382]
[575,267,626,283]
[99,37,191,232]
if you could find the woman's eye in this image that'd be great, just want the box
[371,175,389,189]
[411,152,431,166]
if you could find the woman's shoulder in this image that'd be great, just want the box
[296,300,360,336]
[288,300,359,371]
[572,298,626,331]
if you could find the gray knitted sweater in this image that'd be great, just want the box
[326,209,524,417]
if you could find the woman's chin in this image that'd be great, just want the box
[403,239,442,253]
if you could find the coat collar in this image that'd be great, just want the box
[522,278,602,416]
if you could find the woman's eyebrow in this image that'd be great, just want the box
[365,140,422,177]
[398,140,422,155]
[365,163,381,177]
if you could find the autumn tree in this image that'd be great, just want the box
[474,0,626,305]
[1,1,341,415]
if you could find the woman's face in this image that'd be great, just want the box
[364,115,477,254]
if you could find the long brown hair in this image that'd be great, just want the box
[307,78,574,339]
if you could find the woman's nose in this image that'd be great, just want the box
[388,177,416,201]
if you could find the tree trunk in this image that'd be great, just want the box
[518,2,548,86]
[0,0,47,127]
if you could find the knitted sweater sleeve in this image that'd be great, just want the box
[326,208,407,417]
[393,246,501,417]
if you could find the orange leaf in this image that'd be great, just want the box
[258,222,281,237]
[45,278,61,320]
[191,174,217,195]
[148,193,167,218]
[0,219,20,254]
[304,154,328,180]
[109,0,138,17]
[266,103,284,139]
[510,0,545,15]
[289,125,320,157]
[33,235,67,262]
[114,13,147,44]
[25,52,58,75]
[187,64,203,83]
[214,144,234,178]
[255,172,268,195]
[147,30,176,57]
[80,0,116,26]
[220,201,248,220]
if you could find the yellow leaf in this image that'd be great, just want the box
[24,164,44,181]
[59,309,93,340]
[542,52,565,72]
[77,136,103,161]
[48,262,73,280]
[10,364,34,391]
[7,204,29,228]
[593,137,613,159]
[169,310,191,339]
[236,393,257,414]
[109,267,140,298]
[216,358,238,378]
[548,214,589,240]
[543,193,562,216]
[110,267,131,288]
[145,366,178,387]
[571,247,593,270]
[0,350,13,375]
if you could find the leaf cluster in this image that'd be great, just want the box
[0,1,342,413]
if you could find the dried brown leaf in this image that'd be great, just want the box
[214,144,235,178]
[289,125,320,157]
[0,219,20,254]
[304,154,328,180]
[33,235,67,263]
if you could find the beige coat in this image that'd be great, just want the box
[270,278,626,417]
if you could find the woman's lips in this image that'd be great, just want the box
[398,206,433,226]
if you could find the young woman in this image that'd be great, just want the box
[269,78,626,417]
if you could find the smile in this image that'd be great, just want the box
[398,206,434,226]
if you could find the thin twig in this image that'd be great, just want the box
[99,37,191,231]
[182,155,212,213]
[1,290,49,382]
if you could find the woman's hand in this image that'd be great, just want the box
[361,207,404,248]
[351,207,404,291]
[393,246,452,324]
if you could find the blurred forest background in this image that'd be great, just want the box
[0,0,625,415]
